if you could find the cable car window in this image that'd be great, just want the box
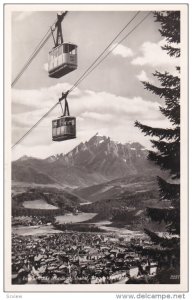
[70,47,75,55]
[57,119,60,127]
[49,51,54,63]
[63,44,69,53]
[61,126,64,134]
[68,44,75,53]
[53,48,58,58]
[69,44,73,52]
[53,120,57,128]
[58,46,62,56]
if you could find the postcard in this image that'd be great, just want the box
[4,3,188,292]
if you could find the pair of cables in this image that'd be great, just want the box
[11,11,66,88]
[68,11,151,94]
[11,30,52,88]
[12,11,151,149]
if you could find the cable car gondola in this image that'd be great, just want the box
[52,93,76,142]
[48,43,77,78]
[48,12,78,79]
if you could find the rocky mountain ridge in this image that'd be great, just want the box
[12,135,159,187]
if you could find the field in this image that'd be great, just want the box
[12,225,62,236]
[23,199,58,210]
[55,213,97,224]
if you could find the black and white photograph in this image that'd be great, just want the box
[4,4,188,292]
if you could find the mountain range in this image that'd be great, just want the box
[12,135,160,188]
[12,135,168,230]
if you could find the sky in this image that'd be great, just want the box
[11,10,180,160]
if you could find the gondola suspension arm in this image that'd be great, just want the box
[59,90,70,116]
[51,11,68,47]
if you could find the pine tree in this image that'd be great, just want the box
[135,11,180,282]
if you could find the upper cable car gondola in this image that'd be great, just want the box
[48,12,78,79]
[52,92,76,142]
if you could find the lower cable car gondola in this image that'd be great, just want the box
[48,12,77,79]
[52,93,76,142]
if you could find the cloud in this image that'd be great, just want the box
[132,39,180,67]
[136,70,151,82]
[12,83,77,115]
[12,83,168,160]
[12,102,38,115]
[15,12,34,22]
[72,90,162,121]
[111,43,134,58]
[81,112,113,122]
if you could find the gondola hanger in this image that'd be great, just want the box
[59,91,70,116]
[48,12,78,79]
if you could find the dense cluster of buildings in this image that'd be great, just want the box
[12,232,157,284]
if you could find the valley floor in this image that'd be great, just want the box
[12,229,157,285]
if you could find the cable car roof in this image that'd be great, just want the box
[49,43,77,53]
[53,116,75,120]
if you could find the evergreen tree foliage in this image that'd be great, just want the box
[154,11,180,57]
[135,11,180,272]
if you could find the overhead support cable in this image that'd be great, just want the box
[68,11,140,93]
[12,11,151,149]
[11,31,52,87]
[69,12,151,93]
[11,12,67,87]
[11,102,59,149]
